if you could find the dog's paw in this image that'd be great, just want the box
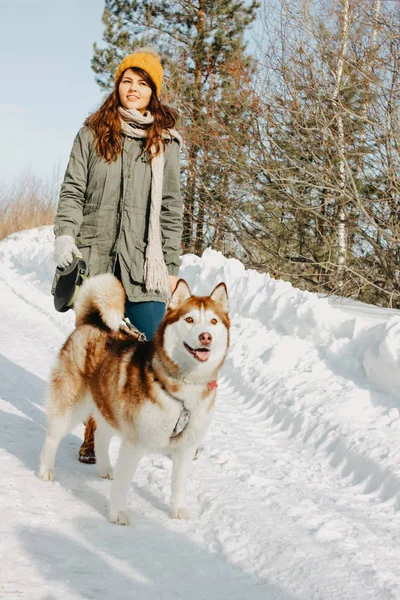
[39,467,55,482]
[109,509,130,526]
[98,467,113,480]
[171,506,190,520]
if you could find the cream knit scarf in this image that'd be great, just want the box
[118,107,182,298]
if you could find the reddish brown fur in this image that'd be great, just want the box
[201,386,212,401]
[51,319,150,427]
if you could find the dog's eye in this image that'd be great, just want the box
[211,318,218,325]
[185,317,194,324]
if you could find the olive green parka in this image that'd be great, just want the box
[53,125,183,303]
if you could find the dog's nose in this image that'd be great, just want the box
[199,332,212,346]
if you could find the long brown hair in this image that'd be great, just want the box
[85,68,178,163]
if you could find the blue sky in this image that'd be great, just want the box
[0,0,262,190]
[0,0,105,185]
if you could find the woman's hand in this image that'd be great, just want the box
[168,275,178,293]
[54,235,81,268]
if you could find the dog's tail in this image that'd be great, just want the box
[73,273,125,332]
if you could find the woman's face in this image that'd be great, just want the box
[118,68,152,114]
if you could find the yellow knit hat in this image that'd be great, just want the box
[115,47,163,97]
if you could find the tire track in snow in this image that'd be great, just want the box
[199,382,400,598]
[223,318,400,510]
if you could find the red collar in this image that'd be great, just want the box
[207,380,218,391]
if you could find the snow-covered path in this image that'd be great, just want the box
[1,227,400,600]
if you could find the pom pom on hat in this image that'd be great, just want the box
[115,47,163,96]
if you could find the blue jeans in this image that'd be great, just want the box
[125,300,165,341]
[113,258,165,340]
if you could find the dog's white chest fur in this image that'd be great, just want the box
[133,384,216,452]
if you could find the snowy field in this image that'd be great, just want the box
[1,226,400,600]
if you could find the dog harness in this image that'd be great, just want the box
[169,380,218,439]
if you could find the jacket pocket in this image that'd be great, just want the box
[76,225,98,246]
[129,238,146,284]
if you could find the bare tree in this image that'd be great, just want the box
[225,0,400,306]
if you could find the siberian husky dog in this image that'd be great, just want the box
[39,274,230,525]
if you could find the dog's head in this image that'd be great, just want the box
[157,280,230,380]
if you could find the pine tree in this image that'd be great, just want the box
[92,0,259,253]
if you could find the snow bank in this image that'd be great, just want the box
[361,318,400,397]
[0,226,55,290]
[182,249,355,345]
[180,248,400,398]
[0,227,74,333]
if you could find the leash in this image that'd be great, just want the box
[121,317,147,341]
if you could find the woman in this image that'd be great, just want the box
[53,47,183,463]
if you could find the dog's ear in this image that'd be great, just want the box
[169,279,191,309]
[210,282,229,313]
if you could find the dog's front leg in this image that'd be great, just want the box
[109,441,144,526]
[170,446,197,520]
